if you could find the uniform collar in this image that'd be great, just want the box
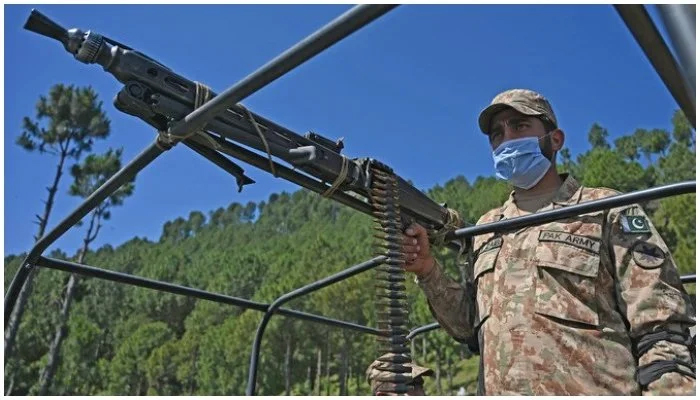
[499,173,583,220]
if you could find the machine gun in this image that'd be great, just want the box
[23,9,466,394]
[23,9,464,240]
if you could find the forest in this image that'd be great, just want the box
[4,84,696,395]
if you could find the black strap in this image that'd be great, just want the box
[636,359,696,387]
[636,330,694,357]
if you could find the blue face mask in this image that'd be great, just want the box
[492,135,551,190]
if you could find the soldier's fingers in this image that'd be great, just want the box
[404,223,422,237]
[402,243,420,254]
[403,254,417,265]
[402,235,418,246]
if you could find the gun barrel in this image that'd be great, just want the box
[24,9,68,46]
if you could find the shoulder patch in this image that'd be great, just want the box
[631,241,666,269]
[620,215,651,234]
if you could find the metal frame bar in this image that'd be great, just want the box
[656,5,695,94]
[407,322,441,340]
[4,4,697,397]
[615,5,696,128]
[245,256,386,395]
[447,181,695,240]
[4,4,396,326]
[4,142,165,325]
[35,256,383,336]
[167,4,397,138]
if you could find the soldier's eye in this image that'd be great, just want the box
[490,132,503,146]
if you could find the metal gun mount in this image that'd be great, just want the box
[23,9,458,236]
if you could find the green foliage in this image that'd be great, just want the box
[6,83,113,393]
[671,109,694,146]
[6,110,694,395]
[69,148,134,211]
[575,147,651,192]
[17,84,110,158]
[587,123,610,149]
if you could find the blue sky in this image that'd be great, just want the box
[4,4,684,257]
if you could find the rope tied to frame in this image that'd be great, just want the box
[239,105,277,177]
[155,83,277,180]
[321,156,350,198]
[156,81,215,150]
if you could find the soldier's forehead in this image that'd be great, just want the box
[490,109,530,131]
[492,108,528,123]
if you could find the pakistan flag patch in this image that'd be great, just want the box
[620,215,651,234]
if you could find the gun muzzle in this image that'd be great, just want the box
[24,9,70,47]
[24,9,102,64]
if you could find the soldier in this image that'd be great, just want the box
[401,89,696,395]
[366,353,434,395]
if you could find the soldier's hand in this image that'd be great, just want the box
[402,223,435,278]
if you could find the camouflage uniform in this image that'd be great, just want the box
[417,89,695,395]
[366,353,434,394]
[418,175,695,395]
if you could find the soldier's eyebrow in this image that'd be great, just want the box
[489,116,529,133]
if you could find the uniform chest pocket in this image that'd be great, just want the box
[472,238,500,329]
[534,231,601,327]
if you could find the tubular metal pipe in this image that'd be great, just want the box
[656,4,696,92]
[34,256,383,335]
[447,181,695,240]
[615,5,696,128]
[168,5,397,138]
[245,256,386,396]
[4,141,165,325]
[407,322,441,340]
[681,274,696,284]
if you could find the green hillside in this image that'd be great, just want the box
[4,110,695,395]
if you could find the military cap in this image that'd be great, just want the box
[478,88,558,134]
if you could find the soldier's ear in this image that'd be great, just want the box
[551,129,565,152]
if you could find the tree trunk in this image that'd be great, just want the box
[325,337,331,396]
[37,273,80,394]
[422,336,426,359]
[5,149,68,362]
[347,362,352,396]
[447,356,453,395]
[189,348,198,395]
[339,338,348,395]
[5,374,15,395]
[38,210,97,395]
[284,335,292,396]
[307,365,312,395]
[315,347,322,395]
[435,348,443,395]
